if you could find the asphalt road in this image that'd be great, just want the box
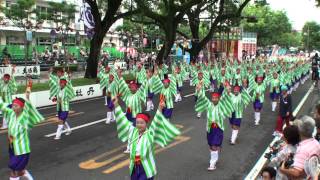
[0,79,316,180]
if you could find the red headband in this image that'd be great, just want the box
[211,92,220,98]
[13,98,25,108]
[257,77,263,81]
[129,81,138,89]
[163,79,170,84]
[60,79,67,85]
[198,72,203,76]
[3,74,10,80]
[136,113,150,123]
[105,66,110,71]
[234,86,241,92]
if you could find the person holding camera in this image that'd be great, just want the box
[268,125,300,179]
[280,116,320,178]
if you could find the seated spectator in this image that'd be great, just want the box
[280,115,320,178]
[260,166,277,180]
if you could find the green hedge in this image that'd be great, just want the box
[16,73,135,94]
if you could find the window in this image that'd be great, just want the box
[36,6,48,20]
[36,37,51,45]
[6,36,24,45]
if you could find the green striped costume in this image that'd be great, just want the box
[195,92,234,131]
[152,75,177,109]
[118,78,146,118]
[145,75,163,95]
[49,72,69,99]
[269,78,280,93]
[251,82,267,103]
[98,72,110,90]
[0,99,44,155]
[57,85,76,112]
[229,90,251,118]
[0,77,17,103]
[114,106,180,178]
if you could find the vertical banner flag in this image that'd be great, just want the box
[79,0,95,39]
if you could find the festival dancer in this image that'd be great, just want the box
[252,76,267,126]
[104,74,119,124]
[228,85,251,145]
[145,69,162,112]
[0,66,17,129]
[53,78,76,140]
[98,63,112,105]
[0,92,44,180]
[194,72,210,118]
[113,97,180,180]
[269,72,281,112]
[195,89,234,171]
[117,70,147,153]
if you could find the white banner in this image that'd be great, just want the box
[13,84,103,108]
[0,66,40,77]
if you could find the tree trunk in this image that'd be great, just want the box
[84,30,105,78]
[156,46,165,64]
[188,42,201,64]
[156,23,176,65]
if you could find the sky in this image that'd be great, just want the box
[267,0,320,30]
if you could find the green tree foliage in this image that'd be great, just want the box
[241,5,295,47]
[302,21,320,51]
[2,0,37,28]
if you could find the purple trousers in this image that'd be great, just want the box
[229,112,242,127]
[8,145,30,171]
[207,126,224,147]
[58,111,69,122]
[131,164,154,180]
[162,108,173,119]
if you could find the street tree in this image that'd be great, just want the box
[134,0,203,64]
[241,5,293,47]
[302,21,320,51]
[83,0,138,78]
[177,0,251,62]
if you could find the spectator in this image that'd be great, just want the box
[273,85,293,136]
[32,47,38,64]
[280,115,320,178]
[269,125,300,179]
[260,166,277,180]
[312,53,320,86]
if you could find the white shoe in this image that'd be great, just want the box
[0,126,7,130]
[255,122,259,126]
[197,113,201,118]
[207,163,216,171]
[65,130,72,136]
[55,114,58,117]
[54,136,61,140]
[105,119,111,124]
[124,149,130,154]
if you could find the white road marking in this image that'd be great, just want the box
[44,118,107,138]
[245,84,314,180]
